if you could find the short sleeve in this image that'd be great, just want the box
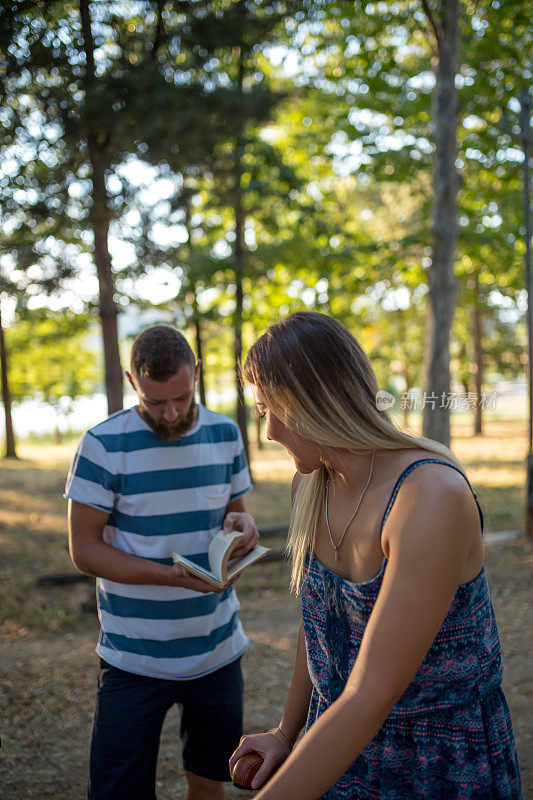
[64,431,117,513]
[229,427,252,501]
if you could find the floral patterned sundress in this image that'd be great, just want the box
[302,459,523,799]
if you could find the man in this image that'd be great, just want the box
[65,324,258,800]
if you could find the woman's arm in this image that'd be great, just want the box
[253,467,479,799]
[229,470,312,786]
[230,621,313,787]
[278,622,314,745]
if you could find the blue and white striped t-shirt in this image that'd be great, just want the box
[65,404,252,680]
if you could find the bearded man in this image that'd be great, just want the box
[65,324,258,800]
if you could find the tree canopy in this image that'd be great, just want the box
[0,0,530,453]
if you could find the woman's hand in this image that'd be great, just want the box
[229,729,292,790]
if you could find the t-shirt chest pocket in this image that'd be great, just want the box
[200,484,230,510]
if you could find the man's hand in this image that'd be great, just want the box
[223,511,260,557]
[169,564,236,594]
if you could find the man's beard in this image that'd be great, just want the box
[139,398,198,442]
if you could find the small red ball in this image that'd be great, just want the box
[231,751,264,790]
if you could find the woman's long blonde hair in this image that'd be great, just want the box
[243,312,462,595]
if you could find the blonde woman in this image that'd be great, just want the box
[230,312,523,800]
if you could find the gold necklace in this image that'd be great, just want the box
[325,452,375,561]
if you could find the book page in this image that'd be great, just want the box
[170,552,222,587]
[207,530,244,583]
[226,544,271,580]
[171,535,271,588]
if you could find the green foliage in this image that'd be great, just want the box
[0,0,529,415]
[284,0,530,396]
[7,308,98,408]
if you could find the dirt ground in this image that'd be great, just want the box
[1,536,531,800]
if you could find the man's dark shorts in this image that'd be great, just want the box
[88,657,243,800]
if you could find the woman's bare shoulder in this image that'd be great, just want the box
[379,448,469,500]
[381,455,479,547]
[378,448,477,528]
[377,448,461,483]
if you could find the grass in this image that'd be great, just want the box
[451,420,528,532]
[0,417,528,634]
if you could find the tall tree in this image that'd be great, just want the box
[0,2,123,413]
[0,297,16,458]
[78,0,123,413]
[118,0,313,458]
[0,1,219,415]
[292,0,530,443]
[420,0,460,446]
[172,0,308,460]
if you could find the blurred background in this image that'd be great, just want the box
[0,2,531,798]
[0,0,530,457]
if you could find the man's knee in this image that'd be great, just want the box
[184,771,226,800]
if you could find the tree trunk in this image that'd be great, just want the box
[457,340,470,395]
[473,276,483,435]
[397,310,410,427]
[91,164,124,415]
[232,49,251,466]
[192,287,207,406]
[422,0,460,448]
[80,0,123,416]
[233,181,250,465]
[254,405,264,450]
[183,200,207,408]
[0,302,17,458]
[402,362,410,427]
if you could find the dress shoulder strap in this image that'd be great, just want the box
[380,458,484,534]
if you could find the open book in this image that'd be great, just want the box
[171,530,270,589]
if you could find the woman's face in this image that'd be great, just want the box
[251,386,323,474]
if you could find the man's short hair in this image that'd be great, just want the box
[130,325,195,381]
